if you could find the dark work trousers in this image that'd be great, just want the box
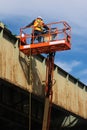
[31,30,43,43]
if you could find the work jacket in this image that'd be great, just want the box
[33,19,44,32]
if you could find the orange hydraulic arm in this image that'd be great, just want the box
[42,52,55,130]
[46,53,55,98]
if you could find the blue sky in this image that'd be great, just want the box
[0,0,87,85]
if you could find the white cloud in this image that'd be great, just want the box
[0,0,87,31]
[75,69,87,85]
[0,0,87,38]
[77,69,87,77]
[56,60,81,73]
[0,0,87,23]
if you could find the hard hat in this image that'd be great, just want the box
[37,16,43,20]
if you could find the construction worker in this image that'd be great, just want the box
[23,16,49,43]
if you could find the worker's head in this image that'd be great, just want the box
[37,16,43,20]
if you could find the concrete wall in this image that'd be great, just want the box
[0,22,87,119]
[0,22,46,96]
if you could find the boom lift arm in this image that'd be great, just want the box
[19,21,71,130]
[42,52,55,130]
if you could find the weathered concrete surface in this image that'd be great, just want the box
[0,22,87,119]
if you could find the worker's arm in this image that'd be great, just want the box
[23,20,35,29]
[43,24,50,33]
[44,24,49,30]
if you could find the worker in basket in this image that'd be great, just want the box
[23,16,49,44]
